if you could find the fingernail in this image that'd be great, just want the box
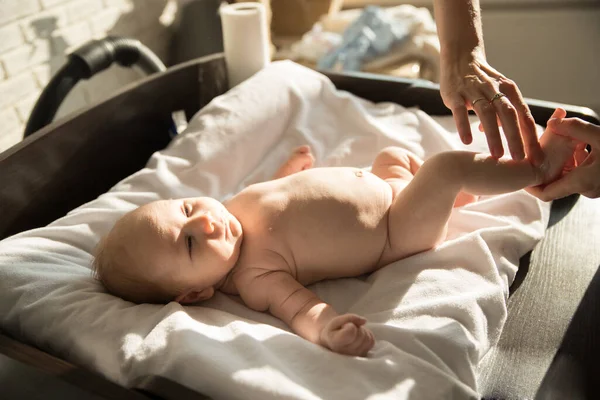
[548,118,562,125]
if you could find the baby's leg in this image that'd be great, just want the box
[371,147,477,207]
[273,145,315,179]
[371,147,421,195]
[371,149,463,266]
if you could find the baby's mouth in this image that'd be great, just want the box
[221,214,230,240]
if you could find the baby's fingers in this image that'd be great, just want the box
[334,323,359,347]
[359,329,375,355]
[343,327,375,357]
[329,314,366,331]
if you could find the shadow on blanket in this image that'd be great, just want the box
[129,315,473,400]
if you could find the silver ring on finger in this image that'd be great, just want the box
[490,92,506,103]
[472,97,487,107]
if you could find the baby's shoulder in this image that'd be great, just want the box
[234,247,290,280]
[232,252,291,311]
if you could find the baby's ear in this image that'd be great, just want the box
[175,287,215,304]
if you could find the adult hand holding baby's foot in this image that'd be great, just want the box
[529,113,599,200]
[526,108,595,200]
[320,314,375,357]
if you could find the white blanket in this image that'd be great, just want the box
[0,61,549,399]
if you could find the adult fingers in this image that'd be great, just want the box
[466,71,505,158]
[449,95,473,145]
[498,77,543,164]
[474,95,504,158]
[549,118,600,145]
[525,185,547,201]
[582,186,600,199]
[475,75,523,160]
[478,115,502,132]
[537,165,594,200]
[491,94,524,160]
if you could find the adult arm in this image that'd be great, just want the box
[433,0,543,164]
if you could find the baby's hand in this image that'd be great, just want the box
[320,314,375,357]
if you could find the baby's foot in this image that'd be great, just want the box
[289,145,315,171]
[538,124,577,184]
[273,145,315,179]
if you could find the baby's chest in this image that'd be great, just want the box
[263,207,392,280]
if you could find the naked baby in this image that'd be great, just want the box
[93,108,578,357]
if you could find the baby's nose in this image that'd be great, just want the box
[189,213,215,235]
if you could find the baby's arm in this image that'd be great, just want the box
[237,271,374,356]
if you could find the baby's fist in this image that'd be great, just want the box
[320,314,375,357]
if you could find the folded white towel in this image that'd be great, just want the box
[0,61,549,399]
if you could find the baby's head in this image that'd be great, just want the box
[92,197,243,304]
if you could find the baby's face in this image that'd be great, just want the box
[119,197,243,294]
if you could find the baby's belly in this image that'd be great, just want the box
[276,168,393,284]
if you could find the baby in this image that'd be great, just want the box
[93,108,577,357]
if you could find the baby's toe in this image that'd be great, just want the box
[294,145,311,155]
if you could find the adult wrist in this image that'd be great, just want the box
[440,45,486,66]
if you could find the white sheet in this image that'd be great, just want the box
[0,61,549,399]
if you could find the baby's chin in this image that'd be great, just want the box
[228,214,243,240]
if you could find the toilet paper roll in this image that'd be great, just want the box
[220,2,270,88]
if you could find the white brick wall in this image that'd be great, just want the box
[0,0,176,153]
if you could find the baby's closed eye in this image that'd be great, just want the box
[187,236,193,258]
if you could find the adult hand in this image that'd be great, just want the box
[528,118,600,200]
[440,55,544,165]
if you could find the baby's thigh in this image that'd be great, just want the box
[371,147,414,182]
[377,178,453,266]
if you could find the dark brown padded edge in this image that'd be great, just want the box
[0,53,227,241]
[322,70,600,124]
[1,54,599,399]
[0,331,149,399]
[134,375,212,400]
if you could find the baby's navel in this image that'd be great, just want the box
[355,170,363,178]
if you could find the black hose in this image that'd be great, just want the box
[24,36,166,137]
[23,59,86,137]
